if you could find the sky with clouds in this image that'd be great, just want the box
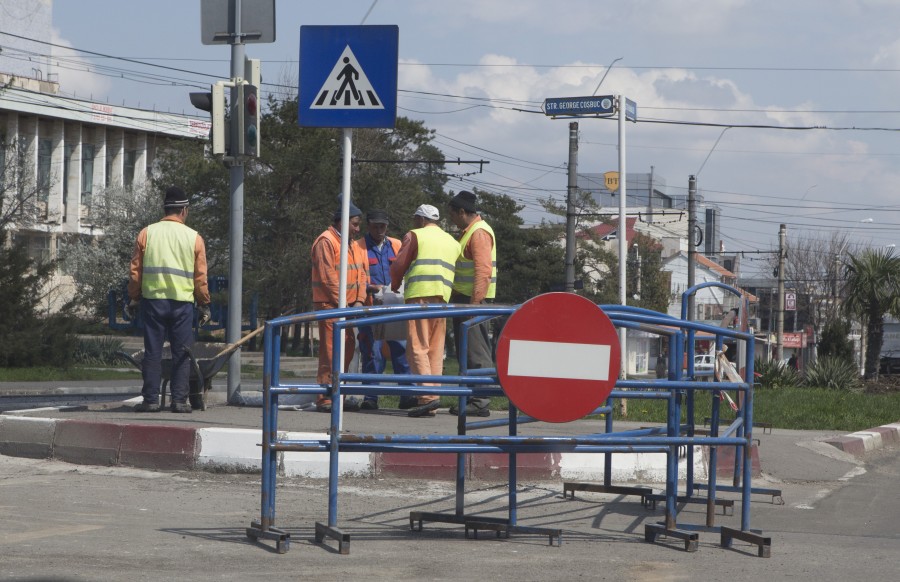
[5,0,899,276]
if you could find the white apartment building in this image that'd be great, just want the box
[1,74,209,263]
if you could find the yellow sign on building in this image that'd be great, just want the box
[604,171,620,193]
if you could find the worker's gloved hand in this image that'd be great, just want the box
[124,299,139,320]
[198,304,211,327]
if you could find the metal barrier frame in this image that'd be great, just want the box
[246,293,771,557]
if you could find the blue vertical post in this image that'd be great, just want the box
[455,323,471,517]
[685,386,695,496]
[741,338,756,530]
[328,319,342,527]
[665,389,680,529]
[603,395,613,487]
[508,402,518,526]
[707,387,720,527]
[455,396,468,517]
[260,323,276,529]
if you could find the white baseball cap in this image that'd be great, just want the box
[413,204,440,220]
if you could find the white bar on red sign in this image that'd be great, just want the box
[507,340,611,381]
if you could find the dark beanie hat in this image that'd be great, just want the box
[449,190,477,213]
[367,209,390,224]
[163,186,189,208]
[333,200,362,222]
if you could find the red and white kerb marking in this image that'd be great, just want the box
[496,293,621,423]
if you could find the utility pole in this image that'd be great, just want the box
[226,0,246,404]
[687,175,697,320]
[564,122,578,292]
[776,223,786,362]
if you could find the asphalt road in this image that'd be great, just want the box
[1,446,897,582]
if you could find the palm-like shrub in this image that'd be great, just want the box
[803,356,861,391]
[754,357,800,389]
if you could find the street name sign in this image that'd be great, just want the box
[495,293,621,423]
[544,95,616,117]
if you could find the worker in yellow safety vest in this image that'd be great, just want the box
[127,186,211,413]
[447,190,497,417]
[390,204,460,417]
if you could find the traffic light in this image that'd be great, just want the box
[235,83,259,157]
[189,82,227,156]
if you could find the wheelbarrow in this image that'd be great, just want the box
[117,326,265,410]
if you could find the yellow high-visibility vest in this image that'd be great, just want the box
[404,226,460,302]
[142,221,196,302]
[452,220,497,298]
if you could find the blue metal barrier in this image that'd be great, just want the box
[246,291,772,557]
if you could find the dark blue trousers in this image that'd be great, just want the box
[357,325,411,404]
[141,299,194,404]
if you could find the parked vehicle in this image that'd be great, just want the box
[694,353,715,371]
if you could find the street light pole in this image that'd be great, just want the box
[776,224,786,362]
[633,243,641,300]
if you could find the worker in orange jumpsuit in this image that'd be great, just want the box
[311,201,369,412]
[390,204,460,417]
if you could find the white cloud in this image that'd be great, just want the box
[49,27,111,99]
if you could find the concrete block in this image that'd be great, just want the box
[196,427,265,472]
[823,436,867,456]
[282,431,371,478]
[851,431,881,452]
[374,451,456,480]
[558,446,709,483]
[119,424,198,470]
[469,452,560,480]
[712,444,760,478]
[875,425,900,445]
[53,420,123,466]
[0,416,57,459]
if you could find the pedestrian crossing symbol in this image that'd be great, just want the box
[312,46,384,110]
[298,25,398,128]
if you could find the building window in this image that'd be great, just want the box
[81,144,94,208]
[0,139,6,192]
[37,138,52,202]
[63,143,75,212]
[123,149,136,187]
[105,147,112,187]
[16,233,52,264]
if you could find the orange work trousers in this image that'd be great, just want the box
[405,295,446,405]
[316,304,356,385]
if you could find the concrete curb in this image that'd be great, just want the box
[823,423,900,456]
[0,416,713,482]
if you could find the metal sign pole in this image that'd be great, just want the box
[226,0,245,404]
[336,127,354,431]
[617,94,628,378]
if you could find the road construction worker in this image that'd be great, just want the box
[354,209,413,410]
[390,204,460,417]
[311,201,368,412]
[127,186,211,413]
[447,190,497,417]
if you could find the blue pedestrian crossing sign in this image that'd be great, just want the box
[298,25,399,128]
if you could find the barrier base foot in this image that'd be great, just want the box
[562,482,654,502]
[314,521,350,555]
[246,520,291,554]
[693,483,784,505]
[644,523,699,552]
[409,511,561,546]
[721,526,771,558]
[644,494,734,516]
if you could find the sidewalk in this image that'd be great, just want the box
[1,389,897,484]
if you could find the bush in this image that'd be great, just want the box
[818,318,855,364]
[74,336,125,366]
[803,356,861,391]
[754,357,800,389]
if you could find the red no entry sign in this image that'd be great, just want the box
[496,293,621,423]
